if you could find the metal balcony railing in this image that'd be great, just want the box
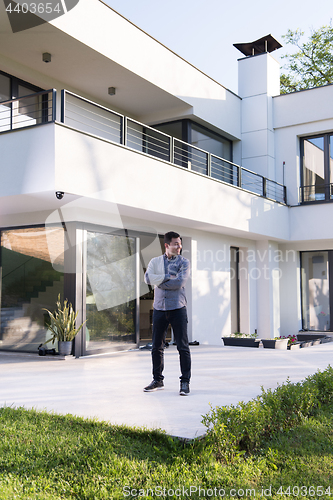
[0,88,287,205]
[0,89,56,132]
[300,184,333,203]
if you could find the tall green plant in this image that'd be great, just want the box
[44,294,86,343]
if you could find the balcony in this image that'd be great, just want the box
[300,184,333,204]
[0,89,287,205]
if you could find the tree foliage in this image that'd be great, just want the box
[280,24,333,94]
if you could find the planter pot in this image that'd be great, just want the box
[58,341,73,356]
[287,342,301,350]
[222,337,260,348]
[300,341,313,348]
[297,333,326,341]
[262,338,288,350]
[320,336,333,344]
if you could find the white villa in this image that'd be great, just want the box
[1,0,333,356]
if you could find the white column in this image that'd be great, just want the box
[256,240,281,339]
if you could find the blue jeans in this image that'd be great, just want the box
[152,307,191,383]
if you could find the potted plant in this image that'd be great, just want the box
[43,295,86,356]
[262,337,288,350]
[222,332,260,348]
[284,334,301,350]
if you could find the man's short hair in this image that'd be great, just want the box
[164,231,180,245]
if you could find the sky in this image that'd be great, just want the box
[105,0,332,94]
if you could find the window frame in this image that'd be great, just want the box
[153,118,233,163]
[0,70,42,102]
[300,133,332,203]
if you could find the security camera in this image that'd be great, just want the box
[55,191,64,200]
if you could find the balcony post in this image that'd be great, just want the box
[60,89,65,123]
[238,166,242,188]
[123,116,127,146]
[52,89,57,122]
[170,136,174,163]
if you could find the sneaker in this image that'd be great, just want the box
[143,380,164,392]
[179,381,190,396]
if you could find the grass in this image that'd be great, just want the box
[1,368,333,499]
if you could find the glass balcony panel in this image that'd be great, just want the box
[173,139,208,174]
[211,156,238,185]
[0,103,11,132]
[64,93,122,143]
[12,93,43,129]
[241,169,263,196]
[126,120,170,161]
[266,179,285,204]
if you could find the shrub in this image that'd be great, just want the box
[305,365,333,407]
[202,399,268,462]
[259,378,319,433]
[202,366,333,463]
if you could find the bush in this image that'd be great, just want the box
[202,399,268,462]
[305,364,333,407]
[260,378,319,433]
[202,366,333,463]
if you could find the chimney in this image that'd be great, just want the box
[234,35,282,179]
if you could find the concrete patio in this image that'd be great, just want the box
[1,342,333,439]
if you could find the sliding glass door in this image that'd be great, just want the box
[301,251,333,331]
[85,231,137,353]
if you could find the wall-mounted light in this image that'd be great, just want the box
[42,52,51,63]
[108,87,116,96]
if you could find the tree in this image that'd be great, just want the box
[280,24,333,94]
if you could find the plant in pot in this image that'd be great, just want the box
[43,295,86,356]
[283,334,301,350]
[222,331,260,348]
[262,336,288,350]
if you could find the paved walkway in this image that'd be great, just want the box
[1,343,333,439]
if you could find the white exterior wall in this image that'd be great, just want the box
[274,86,333,206]
[0,124,55,197]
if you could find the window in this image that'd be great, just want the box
[301,251,332,331]
[154,119,232,161]
[0,70,45,132]
[300,134,333,202]
[191,122,232,162]
[0,226,65,352]
[154,119,233,180]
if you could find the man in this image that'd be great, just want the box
[143,231,191,396]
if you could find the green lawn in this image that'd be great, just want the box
[1,368,333,499]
